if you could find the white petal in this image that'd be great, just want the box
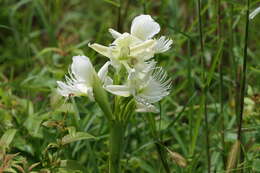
[57,81,72,97]
[71,55,94,84]
[112,33,141,48]
[154,36,173,53]
[57,81,85,97]
[98,61,111,82]
[88,43,110,57]
[130,14,160,40]
[105,85,131,97]
[137,67,171,103]
[134,60,157,73]
[109,28,122,39]
[89,43,119,58]
[250,6,260,19]
[130,39,156,57]
[97,61,113,86]
[103,77,113,86]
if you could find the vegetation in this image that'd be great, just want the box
[0,0,260,172]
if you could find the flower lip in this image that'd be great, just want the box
[135,66,172,104]
[154,36,173,53]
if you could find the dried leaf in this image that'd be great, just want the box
[226,140,241,173]
[12,164,25,173]
[166,148,187,168]
[28,162,40,171]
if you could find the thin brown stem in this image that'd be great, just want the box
[117,0,122,32]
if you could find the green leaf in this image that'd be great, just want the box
[36,47,63,58]
[122,99,135,122]
[206,41,224,86]
[102,0,120,7]
[61,132,95,145]
[67,126,76,136]
[60,160,86,172]
[225,0,243,6]
[13,136,35,155]
[23,114,43,138]
[0,129,17,149]
[253,159,260,171]
[3,168,17,173]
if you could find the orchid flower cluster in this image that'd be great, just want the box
[57,14,172,113]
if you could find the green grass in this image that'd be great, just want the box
[0,0,260,172]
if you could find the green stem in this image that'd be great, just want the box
[93,75,113,121]
[109,121,125,173]
[197,0,211,172]
[217,0,226,168]
[237,0,250,172]
[155,142,170,173]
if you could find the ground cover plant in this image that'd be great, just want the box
[0,0,260,172]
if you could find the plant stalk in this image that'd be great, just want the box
[197,0,211,172]
[237,0,250,143]
[217,0,226,168]
[237,0,250,171]
[109,121,125,173]
[117,0,122,32]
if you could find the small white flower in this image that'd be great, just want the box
[109,14,173,54]
[89,33,156,69]
[57,55,111,100]
[249,6,260,19]
[105,63,171,112]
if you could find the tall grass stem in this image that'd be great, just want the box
[117,0,122,32]
[197,0,211,172]
[217,0,226,168]
[237,0,250,171]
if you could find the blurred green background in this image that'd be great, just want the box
[0,0,260,172]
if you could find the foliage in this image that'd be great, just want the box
[0,0,260,172]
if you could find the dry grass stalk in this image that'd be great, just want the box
[226,140,241,173]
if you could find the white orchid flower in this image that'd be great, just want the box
[89,33,156,69]
[109,14,173,54]
[57,55,111,100]
[105,62,171,112]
